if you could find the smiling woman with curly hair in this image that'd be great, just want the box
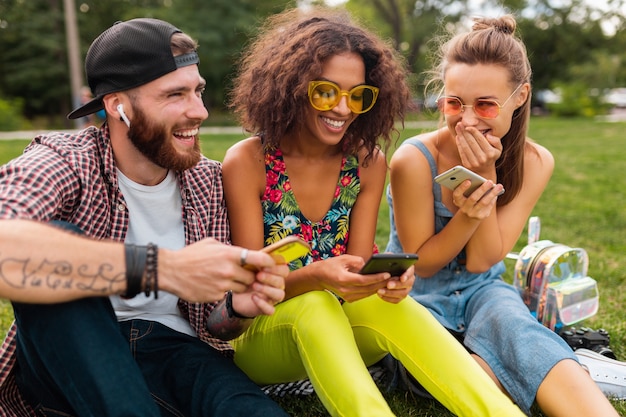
[223,7,526,417]
[228,7,410,162]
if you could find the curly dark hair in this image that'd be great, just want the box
[426,15,532,205]
[228,7,413,161]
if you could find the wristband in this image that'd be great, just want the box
[123,244,146,298]
[123,243,159,299]
[225,290,253,319]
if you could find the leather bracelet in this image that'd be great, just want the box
[225,290,253,319]
[123,244,146,298]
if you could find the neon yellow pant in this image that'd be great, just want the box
[232,291,524,417]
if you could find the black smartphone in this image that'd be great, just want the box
[359,253,418,276]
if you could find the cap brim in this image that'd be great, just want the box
[67,96,104,120]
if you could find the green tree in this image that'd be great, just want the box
[0,0,166,126]
[146,0,295,110]
[605,18,626,86]
[2,0,626,124]
[0,0,69,122]
[341,0,626,108]
[517,0,610,92]
[343,0,463,78]
[0,0,292,126]
[0,97,29,131]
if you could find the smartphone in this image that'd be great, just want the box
[243,236,310,270]
[435,165,503,197]
[263,236,310,264]
[359,253,418,276]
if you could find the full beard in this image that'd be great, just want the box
[127,106,202,171]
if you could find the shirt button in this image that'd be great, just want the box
[117,203,125,211]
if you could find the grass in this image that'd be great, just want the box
[0,117,624,416]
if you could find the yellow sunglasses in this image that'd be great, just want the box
[308,81,379,114]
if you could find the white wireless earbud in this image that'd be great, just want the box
[117,104,131,128]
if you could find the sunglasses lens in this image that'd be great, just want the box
[474,100,500,118]
[437,97,500,119]
[348,86,377,114]
[310,83,340,111]
[309,82,379,114]
[437,97,462,116]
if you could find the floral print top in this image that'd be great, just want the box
[262,148,362,271]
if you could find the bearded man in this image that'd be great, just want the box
[0,18,288,417]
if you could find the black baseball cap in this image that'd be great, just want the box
[68,18,199,120]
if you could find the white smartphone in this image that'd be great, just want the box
[435,165,503,197]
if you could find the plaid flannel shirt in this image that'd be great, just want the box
[0,124,233,415]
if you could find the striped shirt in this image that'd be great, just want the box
[0,123,232,415]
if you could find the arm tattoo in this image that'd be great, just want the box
[206,298,253,340]
[0,253,125,295]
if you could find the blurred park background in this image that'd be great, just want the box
[2,0,626,131]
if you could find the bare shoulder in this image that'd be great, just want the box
[390,129,441,171]
[357,146,387,173]
[525,138,555,174]
[222,136,267,199]
[223,136,264,168]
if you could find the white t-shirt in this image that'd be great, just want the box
[110,169,195,337]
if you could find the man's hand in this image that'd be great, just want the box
[157,238,284,303]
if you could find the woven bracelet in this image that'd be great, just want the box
[144,243,159,299]
[123,244,146,298]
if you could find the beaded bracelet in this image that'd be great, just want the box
[144,243,159,299]
[123,243,159,298]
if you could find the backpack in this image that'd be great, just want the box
[512,218,599,333]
